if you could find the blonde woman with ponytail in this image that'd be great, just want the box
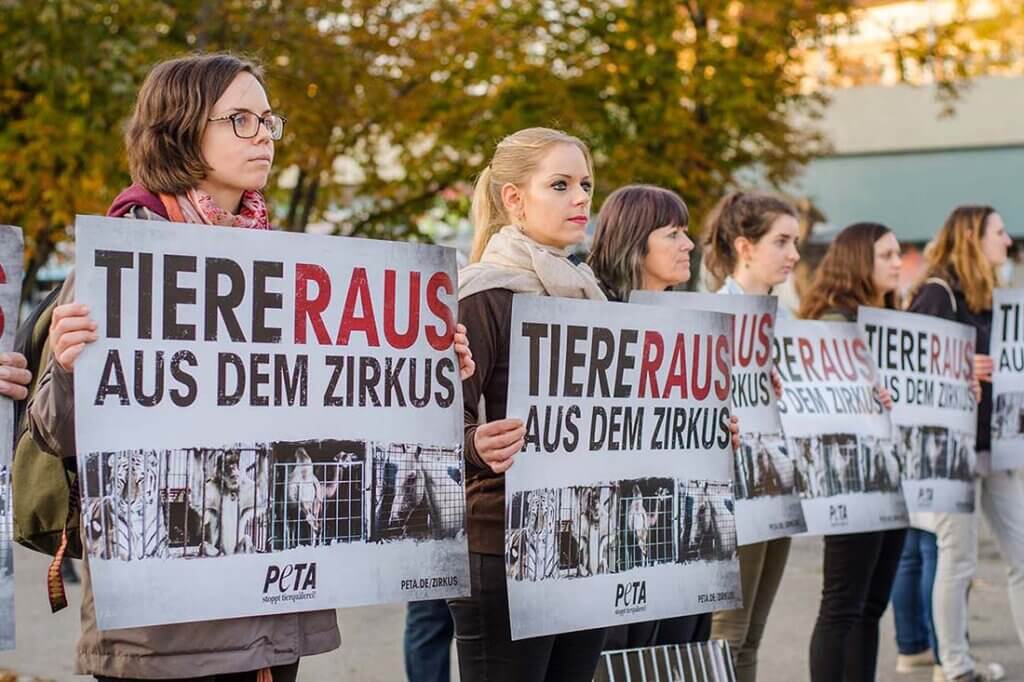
[451,127,607,681]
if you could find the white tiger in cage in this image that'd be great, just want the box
[505,489,558,581]
[110,450,166,561]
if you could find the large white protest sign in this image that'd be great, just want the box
[859,307,977,513]
[631,291,805,545]
[0,225,22,650]
[73,216,468,630]
[774,319,907,535]
[992,289,1024,472]
[504,295,740,640]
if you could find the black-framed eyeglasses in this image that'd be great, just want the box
[207,110,287,140]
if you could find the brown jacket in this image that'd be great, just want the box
[459,288,514,556]
[29,259,340,677]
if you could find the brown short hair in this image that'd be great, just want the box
[125,53,265,194]
[588,185,689,301]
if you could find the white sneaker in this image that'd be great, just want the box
[897,649,934,673]
[934,661,1007,682]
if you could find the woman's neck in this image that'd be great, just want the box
[732,268,772,295]
[641,273,671,293]
[197,181,244,214]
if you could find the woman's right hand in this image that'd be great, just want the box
[50,303,98,372]
[473,418,525,474]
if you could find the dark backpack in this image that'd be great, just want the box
[11,285,81,611]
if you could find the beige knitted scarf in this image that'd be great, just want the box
[458,225,607,302]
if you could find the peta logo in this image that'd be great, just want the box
[918,488,934,505]
[615,581,647,608]
[829,504,848,525]
[263,562,317,594]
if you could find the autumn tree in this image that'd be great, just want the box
[3,0,1012,299]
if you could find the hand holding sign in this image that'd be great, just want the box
[454,323,475,380]
[975,353,993,383]
[771,369,783,400]
[50,303,99,372]
[474,418,525,474]
[0,353,31,400]
[875,385,893,411]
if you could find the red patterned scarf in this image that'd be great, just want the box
[172,188,271,229]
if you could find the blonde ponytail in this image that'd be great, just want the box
[470,165,506,263]
[468,127,593,263]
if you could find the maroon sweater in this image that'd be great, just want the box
[460,288,515,555]
[106,184,169,218]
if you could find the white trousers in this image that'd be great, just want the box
[932,468,1024,678]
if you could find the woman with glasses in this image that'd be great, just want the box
[26,53,336,682]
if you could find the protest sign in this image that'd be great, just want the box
[504,295,740,640]
[73,216,468,629]
[0,226,21,650]
[859,307,977,513]
[631,291,805,544]
[992,289,1024,472]
[774,318,907,534]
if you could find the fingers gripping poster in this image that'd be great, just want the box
[504,295,741,640]
[992,289,1024,472]
[631,291,805,545]
[773,319,907,535]
[73,216,469,630]
[0,225,23,650]
[859,307,978,513]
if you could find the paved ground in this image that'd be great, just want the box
[0,522,1019,681]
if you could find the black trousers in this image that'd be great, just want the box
[809,529,907,682]
[603,613,711,651]
[95,662,299,682]
[448,552,607,682]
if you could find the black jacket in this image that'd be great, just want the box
[908,278,992,451]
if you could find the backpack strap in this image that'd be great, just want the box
[46,469,79,613]
[925,277,958,315]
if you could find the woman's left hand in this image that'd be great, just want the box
[875,385,893,411]
[454,323,476,381]
[729,414,741,451]
[0,352,32,400]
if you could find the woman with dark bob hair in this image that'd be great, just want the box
[27,52,473,682]
[589,184,738,651]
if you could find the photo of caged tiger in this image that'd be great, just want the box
[505,478,736,582]
[80,439,465,561]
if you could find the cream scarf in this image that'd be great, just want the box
[458,225,607,301]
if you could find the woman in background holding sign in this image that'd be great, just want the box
[452,127,608,681]
[587,184,710,650]
[908,205,1020,682]
[797,222,903,682]
[700,191,801,682]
